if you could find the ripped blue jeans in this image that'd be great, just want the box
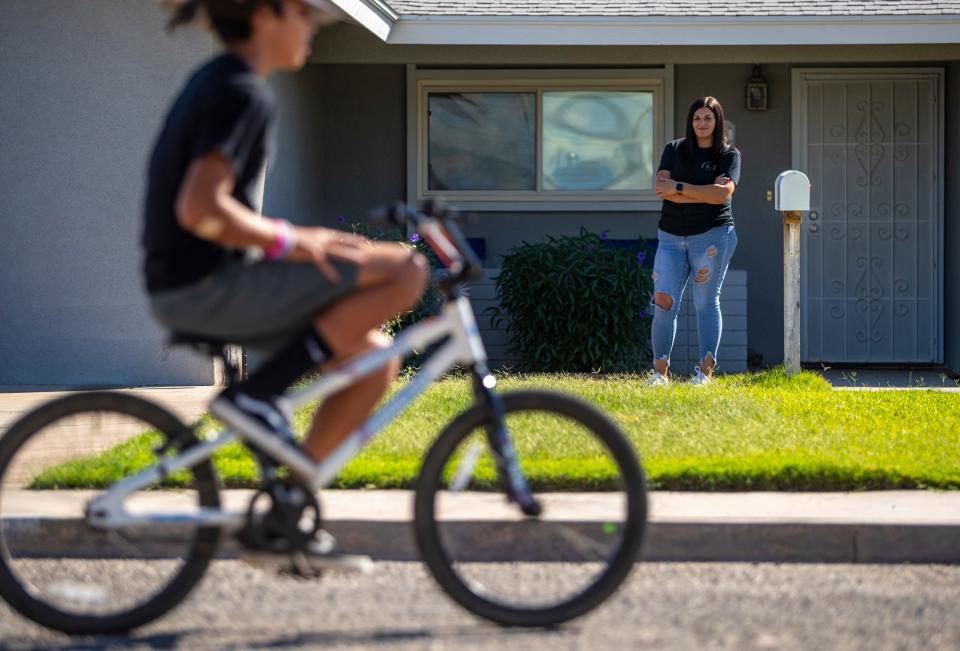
[650,225,738,370]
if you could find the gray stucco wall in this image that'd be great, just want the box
[265,67,327,227]
[0,1,213,386]
[265,65,406,228]
[945,62,960,373]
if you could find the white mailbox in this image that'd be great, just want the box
[775,170,811,212]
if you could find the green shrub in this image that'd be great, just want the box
[489,229,653,372]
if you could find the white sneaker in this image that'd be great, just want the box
[646,372,669,387]
[211,390,297,445]
[689,367,712,386]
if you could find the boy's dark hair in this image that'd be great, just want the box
[167,0,284,43]
[683,96,730,161]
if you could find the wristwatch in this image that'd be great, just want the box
[675,182,684,194]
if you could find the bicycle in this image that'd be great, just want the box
[0,200,648,635]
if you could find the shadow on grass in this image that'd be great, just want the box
[648,463,960,491]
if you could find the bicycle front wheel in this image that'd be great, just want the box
[415,390,646,627]
[0,392,221,635]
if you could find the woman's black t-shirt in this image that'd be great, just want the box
[656,139,741,237]
[142,54,275,293]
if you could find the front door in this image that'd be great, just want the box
[794,69,943,364]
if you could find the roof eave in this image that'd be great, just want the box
[387,14,960,46]
[330,0,398,41]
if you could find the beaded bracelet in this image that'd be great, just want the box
[264,218,295,261]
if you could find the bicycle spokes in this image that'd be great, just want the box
[427,405,635,612]
[0,396,219,630]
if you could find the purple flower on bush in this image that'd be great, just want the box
[636,251,646,265]
[337,215,346,225]
[600,230,610,241]
[639,309,648,319]
[409,233,420,243]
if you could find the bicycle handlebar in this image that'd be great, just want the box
[368,200,484,292]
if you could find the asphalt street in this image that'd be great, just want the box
[1,561,958,650]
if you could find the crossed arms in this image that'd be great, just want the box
[655,170,736,205]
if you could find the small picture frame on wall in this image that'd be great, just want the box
[746,82,767,111]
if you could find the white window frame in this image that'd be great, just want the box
[407,66,674,212]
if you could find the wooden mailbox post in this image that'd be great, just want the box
[775,171,811,377]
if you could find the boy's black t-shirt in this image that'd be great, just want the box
[143,54,275,293]
[656,138,741,237]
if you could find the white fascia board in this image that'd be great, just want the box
[388,15,960,46]
[330,0,396,41]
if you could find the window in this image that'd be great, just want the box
[428,92,536,191]
[413,69,671,210]
[542,91,654,192]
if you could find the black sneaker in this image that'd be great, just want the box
[238,529,373,576]
[211,389,297,445]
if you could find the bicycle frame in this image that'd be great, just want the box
[87,293,490,532]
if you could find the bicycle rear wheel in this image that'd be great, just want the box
[415,390,646,627]
[0,392,221,635]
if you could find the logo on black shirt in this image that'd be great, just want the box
[700,161,717,173]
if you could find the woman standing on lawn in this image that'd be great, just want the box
[648,96,740,386]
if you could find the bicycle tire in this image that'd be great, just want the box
[0,392,221,635]
[414,389,646,627]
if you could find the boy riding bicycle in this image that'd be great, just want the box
[144,0,428,569]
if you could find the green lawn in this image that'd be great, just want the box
[30,368,960,491]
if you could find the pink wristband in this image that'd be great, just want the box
[264,219,294,261]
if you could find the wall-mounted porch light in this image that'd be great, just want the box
[746,65,768,111]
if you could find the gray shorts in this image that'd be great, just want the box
[149,259,359,355]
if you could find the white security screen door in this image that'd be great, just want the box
[794,69,943,364]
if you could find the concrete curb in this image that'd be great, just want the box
[5,490,960,564]
[332,520,960,564]
[6,519,960,564]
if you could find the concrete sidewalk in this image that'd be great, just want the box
[0,386,218,434]
[4,489,959,564]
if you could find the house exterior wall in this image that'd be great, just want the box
[296,33,959,371]
[946,61,960,372]
[1,11,955,387]
[265,64,407,228]
[265,68,328,227]
[0,0,214,386]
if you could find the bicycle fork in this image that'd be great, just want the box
[471,369,542,517]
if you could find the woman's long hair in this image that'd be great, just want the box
[165,0,283,43]
[684,96,729,160]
